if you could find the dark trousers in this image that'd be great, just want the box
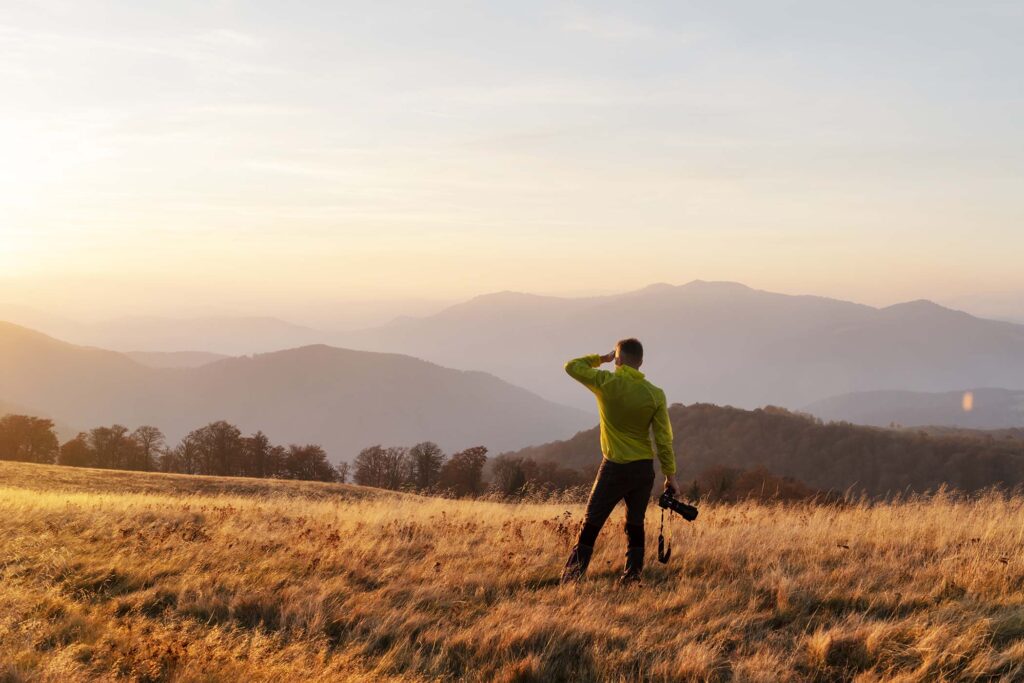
[577,458,655,551]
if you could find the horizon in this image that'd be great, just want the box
[3,2,1024,323]
[3,279,1023,334]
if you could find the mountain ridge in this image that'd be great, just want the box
[344,281,1024,412]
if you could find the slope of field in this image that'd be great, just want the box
[0,321,592,456]
[3,461,1024,681]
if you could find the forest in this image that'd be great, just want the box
[504,403,1024,497]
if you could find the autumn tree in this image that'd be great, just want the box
[439,446,488,497]
[243,431,277,478]
[160,438,200,475]
[0,415,58,464]
[490,454,586,497]
[58,433,93,467]
[492,455,528,496]
[87,425,135,470]
[184,421,244,476]
[284,444,336,482]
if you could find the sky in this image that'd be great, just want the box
[2,1,1023,323]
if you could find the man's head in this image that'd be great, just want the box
[615,338,643,369]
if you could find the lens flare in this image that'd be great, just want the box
[962,391,974,413]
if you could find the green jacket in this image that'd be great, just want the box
[564,354,677,475]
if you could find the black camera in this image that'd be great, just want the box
[658,491,698,521]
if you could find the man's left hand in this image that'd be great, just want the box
[664,475,680,496]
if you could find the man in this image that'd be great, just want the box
[561,338,679,585]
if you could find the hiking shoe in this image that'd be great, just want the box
[560,544,594,584]
[619,545,644,585]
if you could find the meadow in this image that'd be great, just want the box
[2,461,1024,682]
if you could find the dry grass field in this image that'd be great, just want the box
[3,461,1024,682]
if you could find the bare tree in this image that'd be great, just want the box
[408,441,446,491]
[130,426,165,471]
[382,446,409,490]
[353,445,389,488]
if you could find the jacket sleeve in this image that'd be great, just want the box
[564,354,611,393]
[651,393,676,475]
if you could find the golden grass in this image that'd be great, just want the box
[2,461,1024,682]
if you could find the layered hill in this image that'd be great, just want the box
[0,305,327,355]
[502,403,1024,496]
[0,322,592,458]
[75,315,326,355]
[345,281,1024,412]
[123,351,230,369]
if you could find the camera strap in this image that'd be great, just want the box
[657,507,671,564]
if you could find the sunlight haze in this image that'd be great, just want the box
[3,1,1023,320]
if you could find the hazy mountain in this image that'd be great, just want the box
[0,322,592,458]
[805,388,1024,430]
[124,351,230,369]
[0,304,79,338]
[345,281,1024,411]
[940,291,1024,325]
[74,316,328,355]
[0,300,453,354]
[0,307,329,355]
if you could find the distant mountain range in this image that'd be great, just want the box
[5,281,1024,441]
[0,304,330,355]
[805,388,1024,430]
[0,322,592,458]
[344,281,1024,411]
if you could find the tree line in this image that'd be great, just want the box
[351,443,488,497]
[0,414,342,483]
[490,455,590,497]
[350,443,599,498]
[0,413,592,499]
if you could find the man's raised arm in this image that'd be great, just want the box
[564,352,614,392]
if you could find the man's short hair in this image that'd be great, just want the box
[616,338,643,364]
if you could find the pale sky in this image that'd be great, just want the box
[2,1,1023,322]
